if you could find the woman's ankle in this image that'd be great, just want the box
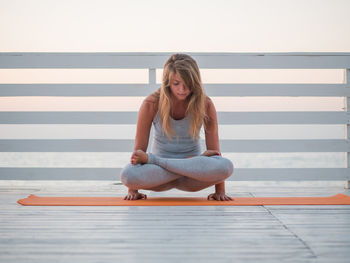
[146,152,156,164]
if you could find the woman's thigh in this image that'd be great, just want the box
[120,163,183,190]
[120,155,234,192]
[148,154,234,182]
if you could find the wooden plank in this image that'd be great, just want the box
[345,68,350,189]
[0,182,349,262]
[1,112,348,124]
[205,84,350,96]
[1,83,350,96]
[0,83,157,96]
[1,52,350,68]
[0,139,348,152]
[0,168,349,181]
[216,112,350,125]
[0,124,342,140]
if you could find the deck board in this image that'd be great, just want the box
[0,181,349,262]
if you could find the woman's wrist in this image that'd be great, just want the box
[215,181,225,193]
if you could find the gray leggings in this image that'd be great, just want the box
[120,153,234,192]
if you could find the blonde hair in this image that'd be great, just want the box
[151,53,209,141]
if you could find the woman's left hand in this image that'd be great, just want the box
[207,192,233,201]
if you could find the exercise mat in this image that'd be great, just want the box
[17,193,350,206]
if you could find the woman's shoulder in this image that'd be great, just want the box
[142,89,160,116]
[144,88,159,103]
[205,95,214,110]
[144,91,159,104]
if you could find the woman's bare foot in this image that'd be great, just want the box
[130,149,148,165]
[124,189,147,200]
[202,150,221,157]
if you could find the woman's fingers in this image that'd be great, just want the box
[130,151,137,164]
[207,193,215,200]
[207,193,233,201]
[223,195,233,201]
[124,193,147,200]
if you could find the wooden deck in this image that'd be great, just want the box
[0,181,350,263]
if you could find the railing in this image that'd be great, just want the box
[0,52,349,186]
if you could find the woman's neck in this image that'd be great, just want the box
[172,100,187,108]
[170,98,189,119]
[171,95,189,108]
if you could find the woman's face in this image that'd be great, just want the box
[169,73,191,102]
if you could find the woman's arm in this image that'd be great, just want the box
[204,97,220,153]
[204,97,227,194]
[125,96,156,198]
[133,96,157,152]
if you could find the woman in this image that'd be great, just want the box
[120,53,234,201]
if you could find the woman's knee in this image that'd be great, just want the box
[120,163,139,187]
[217,157,234,180]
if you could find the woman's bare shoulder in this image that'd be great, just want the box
[144,93,159,104]
[205,95,214,110]
[141,91,159,117]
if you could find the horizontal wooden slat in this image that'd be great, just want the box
[205,84,350,96]
[0,112,348,124]
[1,52,350,68]
[0,124,342,140]
[1,83,349,96]
[0,84,156,96]
[0,139,348,152]
[0,167,349,181]
[216,112,350,125]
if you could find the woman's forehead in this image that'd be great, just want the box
[171,73,183,82]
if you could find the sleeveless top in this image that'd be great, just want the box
[150,110,202,159]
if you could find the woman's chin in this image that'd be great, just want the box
[176,95,189,101]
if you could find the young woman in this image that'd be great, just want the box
[120,53,234,201]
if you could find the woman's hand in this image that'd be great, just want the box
[207,192,233,201]
[201,150,221,157]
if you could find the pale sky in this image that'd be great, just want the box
[0,0,349,52]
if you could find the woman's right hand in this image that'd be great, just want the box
[202,150,221,157]
[124,189,147,200]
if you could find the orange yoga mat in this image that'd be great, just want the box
[17,193,350,206]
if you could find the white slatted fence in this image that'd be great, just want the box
[0,52,349,183]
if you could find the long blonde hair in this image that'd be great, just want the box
[151,53,209,141]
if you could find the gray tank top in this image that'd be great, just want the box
[150,110,202,159]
